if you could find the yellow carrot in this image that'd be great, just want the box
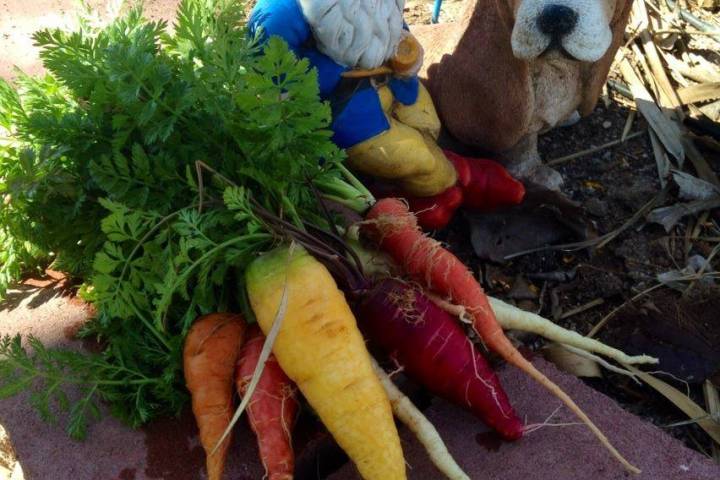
[245,246,406,480]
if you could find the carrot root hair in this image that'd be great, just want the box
[521,357,640,474]
[364,198,641,475]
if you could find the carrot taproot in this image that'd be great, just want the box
[245,245,406,480]
[426,293,658,366]
[487,297,659,365]
[363,198,640,475]
[355,278,523,440]
[183,313,246,480]
[370,357,470,480]
[236,324,299,480]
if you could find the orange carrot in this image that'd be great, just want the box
[184,313,246,480]
[236,324,299,480]
[363,198,640,475]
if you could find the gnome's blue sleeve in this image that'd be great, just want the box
[248,0,347,96]
[388,21,420,105]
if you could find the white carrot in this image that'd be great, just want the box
[371,358,471,480]
[488,298,658,365]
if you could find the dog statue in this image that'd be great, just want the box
[413,0,634,189]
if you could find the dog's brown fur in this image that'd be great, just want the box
[413,0,633,183]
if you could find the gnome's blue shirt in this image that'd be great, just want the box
[249,0,420,149]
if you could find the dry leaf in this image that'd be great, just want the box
[672,170,720,200]
[543,343,603,379]
[703,380,720,460]
[650,129,671,187]
[647,196,720,231]
[619,59,686,163]
[625,365,720,445]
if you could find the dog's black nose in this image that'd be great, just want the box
[537,5,578,38]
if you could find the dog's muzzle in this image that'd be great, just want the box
[511,0,613,63]
[537,5,580,59]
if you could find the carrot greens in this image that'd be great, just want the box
[0,0,365,438]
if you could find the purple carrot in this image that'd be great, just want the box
[355,278,524,440]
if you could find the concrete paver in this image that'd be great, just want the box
[0,0,180,80]
[1,288,719,479]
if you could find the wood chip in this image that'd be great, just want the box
[663,53,719,84]
[636,1,684,112]
[677,82,720,105]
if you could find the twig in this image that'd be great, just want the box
[653,29,720,37]
[684,241,720,296]
[559,298,605,320]
[587,283,665,338]
[547,131,646,166]
[588,267,720,338]
[608,79,633,100]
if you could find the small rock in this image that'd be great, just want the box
[602,120,612,129]
[508,276,538,300]
[585,198,608,217]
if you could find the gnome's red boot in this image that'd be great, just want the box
[403,185,464,230]
[368,151,525,231]
[444,150,526,211]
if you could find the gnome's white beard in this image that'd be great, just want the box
[298,0,406,69]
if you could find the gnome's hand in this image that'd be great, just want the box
[391,31,424,78]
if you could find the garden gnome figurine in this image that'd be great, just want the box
[249,0,526,229]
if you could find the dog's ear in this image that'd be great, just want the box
[424,0,532,152]
[579,0,633,115]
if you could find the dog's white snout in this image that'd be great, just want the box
[511,0,614,63]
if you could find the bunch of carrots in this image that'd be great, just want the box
[182,196,658,480]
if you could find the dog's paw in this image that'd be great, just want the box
[524,165,564,191]
[558,110,581,128]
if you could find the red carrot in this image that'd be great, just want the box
[356,278,523,440]
[236,324,300,480]
[362,198,640,474]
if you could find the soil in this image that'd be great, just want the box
[405,0,466,24]
[475,98,720,457]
